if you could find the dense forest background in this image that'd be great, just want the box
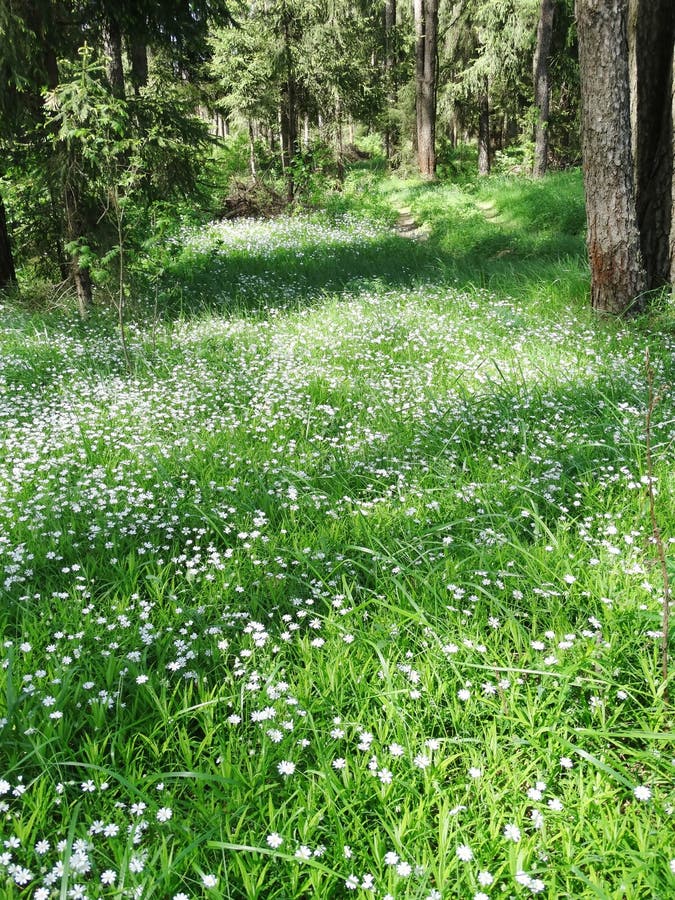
[0,0,584,313]
[3,1,673,317]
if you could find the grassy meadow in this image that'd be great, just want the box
[0,166,674,899]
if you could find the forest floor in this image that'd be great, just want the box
[1,169,674,899]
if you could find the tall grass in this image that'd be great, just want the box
[0,168,673,900]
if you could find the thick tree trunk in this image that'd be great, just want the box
[414,0,438,179]
[629,0,674,291]
[478,80,490,176]
[0,194,17,291]
[102,17,125,98]
[577,0,646,314]
[129,42,149,94]
[533,0,555,177]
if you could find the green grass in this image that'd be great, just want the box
[0,167,673,900]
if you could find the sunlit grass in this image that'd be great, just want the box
[0,169,673,899]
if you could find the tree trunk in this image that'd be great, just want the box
[0,194,17,291]
[64,187,93,317]
[672,65,675,287]
[102,17,125,98]
[46,177,69,280]
[577,0,646,314]
[384,0,397,160]
[72,260,93,319]
[280,88,295,199]
[630,0,674,290]
[414,0,438,179]
[533,0,555,177]
[248,121,257,177]
[129,42,149,94]
[335,97,345,181]
[478,79,490,176]
[280,14,298,202]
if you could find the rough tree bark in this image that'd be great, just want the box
[576,0,646,314]
[532,0,555,177]
[478,79,490,176]
[384,0,397,160]
[414,0,438,179]
[129,42,149,94]
[0,194,17,291]
[629,0,674,290]
[102,16,125,98]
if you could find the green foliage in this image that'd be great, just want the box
[33,45,212,297]
[209,0,389,167]
[435,0,580,172]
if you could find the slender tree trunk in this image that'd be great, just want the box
[478,79,490,176]
[64,186,93,317]
[448,114,456,148]
[45,177,69,280]
[629,0,674,290]
[102,17,125,98]
[414,0,438,179]
[248,121,257,177]
[280,90,294,197]
[384,0,397,160]
[0,194,17,291]
[672,67,675,287]
[577,0,646,314]
[335,96,345,181]
[533,0,555,177]
[280,14,298,201]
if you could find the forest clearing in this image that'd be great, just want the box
[2,0,675,896]
[1,166,674,898]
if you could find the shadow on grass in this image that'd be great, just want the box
[6,354,669,627]
[157,230,438,319]
[148,168,589,321]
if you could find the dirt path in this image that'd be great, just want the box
[394,207,430,241]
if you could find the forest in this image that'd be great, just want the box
[0,1,674,899]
